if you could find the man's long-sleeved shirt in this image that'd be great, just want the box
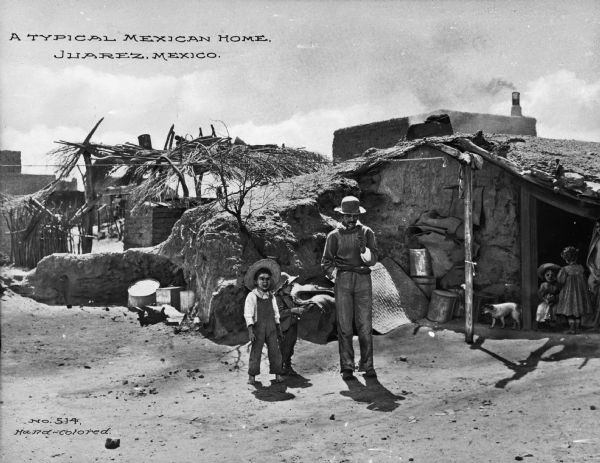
[321,222,378,277]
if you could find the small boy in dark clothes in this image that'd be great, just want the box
[243,259,284,385]
[275,272,306,376]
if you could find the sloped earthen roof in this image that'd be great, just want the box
[335,133,600,204]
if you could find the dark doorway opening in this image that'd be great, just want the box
[535,200,595,330]
[537,201,594,267]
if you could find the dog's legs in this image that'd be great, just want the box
[490,318,496,328]
[500,317,506,328]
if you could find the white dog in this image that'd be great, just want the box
[482,302,521,329]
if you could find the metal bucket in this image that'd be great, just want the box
[156,286,182,309]
[427,289,458,323]
[179,290,196,314]
[412,276,436,299]
[409,248,433,277]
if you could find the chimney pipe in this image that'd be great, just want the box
[138,134,153,149]
[511,91,522,117]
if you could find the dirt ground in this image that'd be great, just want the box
[1,289,599,463]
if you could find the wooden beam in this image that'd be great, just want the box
[164,124,175,150]
[77,118,104,254]
[464,165,474,343]
[522,181,600,219]
[158,155,189,198]
[520,185,537,330]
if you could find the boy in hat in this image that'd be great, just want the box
[244,259,285,384]
[321,196,378,380]
[275,272,304,375]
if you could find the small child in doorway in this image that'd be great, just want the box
[243,259,285,385]
[555,246,593,334]
[536,263,561,329]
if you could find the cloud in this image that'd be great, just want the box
[1,65,211,132]
[490,70,600,141]
[228,101,424,157]
[2,124,135,175]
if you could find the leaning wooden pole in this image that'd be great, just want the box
[79,118,104,254]
[464,164,474,343]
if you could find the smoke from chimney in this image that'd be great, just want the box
[511,91,522,117]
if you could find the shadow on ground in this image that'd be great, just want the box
[340,376,405,412]
[251,381,296,402]
[412,319,600,389]
[469,335,600,389]
[283,373,312,389]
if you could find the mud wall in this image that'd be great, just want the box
[356,145,521,299]
[333,118,410,163]
[20,249,184,305]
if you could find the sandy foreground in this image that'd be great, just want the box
[1,290,599,463]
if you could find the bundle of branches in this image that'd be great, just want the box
[52,134,325,197]
[126,137,329,217]
[46,121,329,257]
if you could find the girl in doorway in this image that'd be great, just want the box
[555,246,593,334]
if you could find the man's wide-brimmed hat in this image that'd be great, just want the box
[334,196,366,215]
[277,272,299,291]
[537,262,560,280]
[244,259,281,291]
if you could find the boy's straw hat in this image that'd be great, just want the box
[244,259,281,291]
[277,272,299,291]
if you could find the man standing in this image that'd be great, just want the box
[321,196,378,380]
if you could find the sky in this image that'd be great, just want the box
[1,0,599,175]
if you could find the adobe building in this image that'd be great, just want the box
[327,93,599,330]
[333,92,537,162]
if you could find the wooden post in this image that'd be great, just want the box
[464,165,474,343]
[520,185,537,330]
[78,118,104,254]
[81,150,95,253]
[164,124,175,150]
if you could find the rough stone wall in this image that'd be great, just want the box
[19,249,184,305]
[355,145,521,299]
